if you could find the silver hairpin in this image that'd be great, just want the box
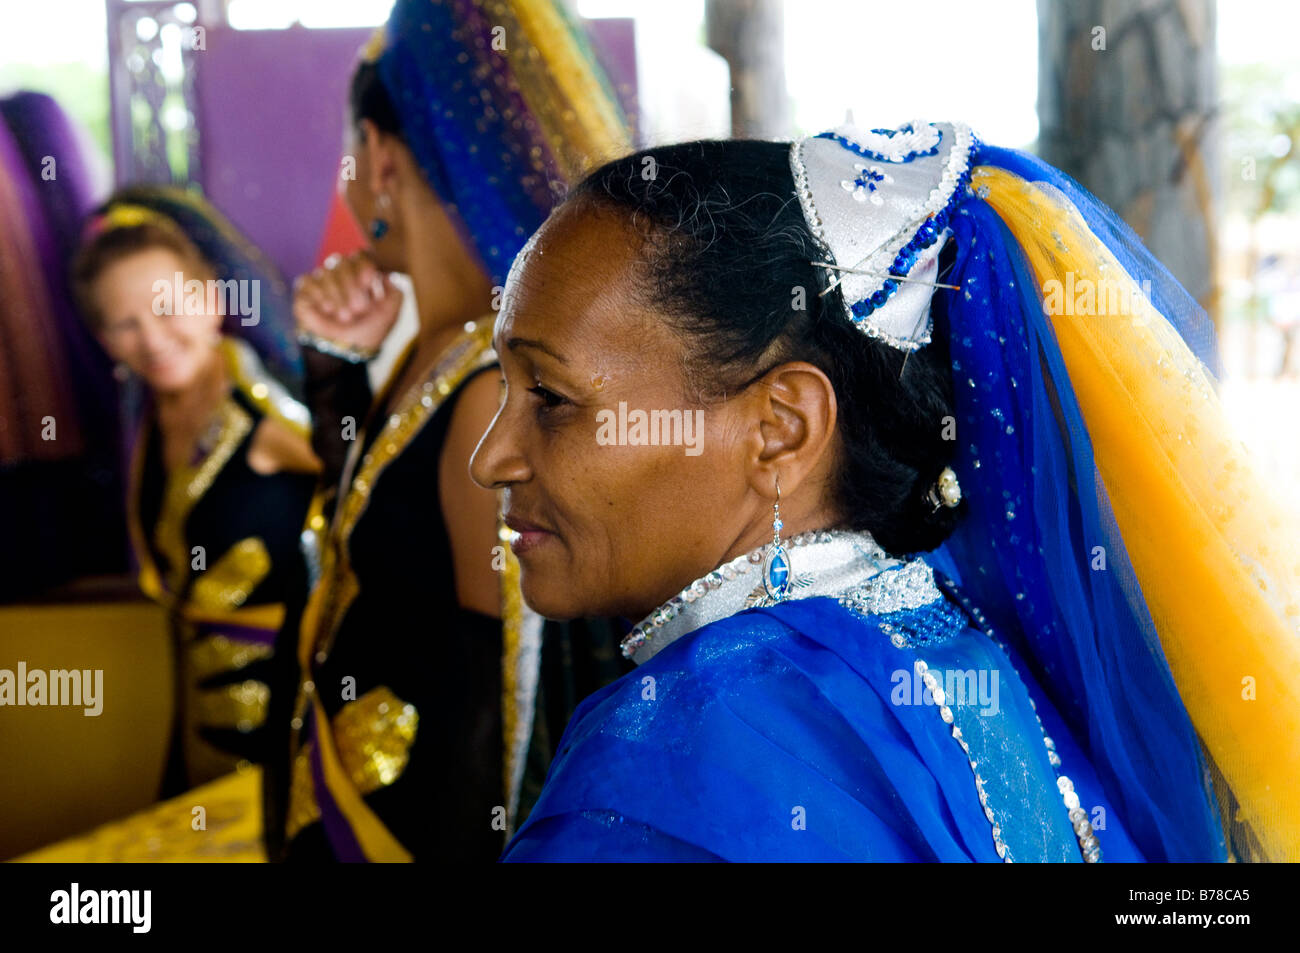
[817,220,916,298]
[898,305,936,379]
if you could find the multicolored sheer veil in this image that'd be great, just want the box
[920,144,1300,862]
[367,0,631,288]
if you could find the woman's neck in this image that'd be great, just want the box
[154,343,229,433]
[402,196,495,360]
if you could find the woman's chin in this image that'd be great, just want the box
[143,361,200,394]
[519,578,582,622]
[518,563,608,622]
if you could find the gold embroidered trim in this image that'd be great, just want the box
[302,317,497,666]
[193,679,270,734]
[189,537,272,612]
[286,741,319,841]
[152,397,254,595]
[499,519,541,835]
[188,634,275,685]
[285,686,420,841]
[126,416,167,604]
[223,337,311,438]
[501,521,522,830]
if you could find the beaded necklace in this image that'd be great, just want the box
[620,529,948,664]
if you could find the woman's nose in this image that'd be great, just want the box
[136,310,165,349]
[469,401,530,490]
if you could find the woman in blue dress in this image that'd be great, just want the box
[472,124,1300,862]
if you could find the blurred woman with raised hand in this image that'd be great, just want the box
[274,0,630,861]
[475,126,1300,862]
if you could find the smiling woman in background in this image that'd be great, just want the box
[474,125,1300,862]
[73,186,318,796]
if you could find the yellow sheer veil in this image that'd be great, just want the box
[975,164,1300,862]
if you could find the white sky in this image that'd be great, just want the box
[585,0,1040,143]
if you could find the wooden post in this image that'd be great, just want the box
[705,0,791,139]
[1037,0,1220,329]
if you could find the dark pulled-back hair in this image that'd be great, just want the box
[350,59,403,140]
[569,140,962,555]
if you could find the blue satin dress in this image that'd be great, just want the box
[502,538,1144,862]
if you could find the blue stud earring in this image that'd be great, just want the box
[369,192,392,240]
[762,474,791,602]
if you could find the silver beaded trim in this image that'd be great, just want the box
[620,529,913,664]
[838,561,944,617]
[1037,700,1103,863]
[957,596,1103,863]
[791,136,829,258]
[917,657,1013,862]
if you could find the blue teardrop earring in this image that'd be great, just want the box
[369,192,392,240]
[762,474,792,602]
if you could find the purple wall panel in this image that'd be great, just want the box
[587,18,639,138]
[192,20,637,283]
[193,26,370,282]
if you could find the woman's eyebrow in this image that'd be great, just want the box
[505,336,568,365]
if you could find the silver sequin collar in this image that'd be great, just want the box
[620,529,944,665]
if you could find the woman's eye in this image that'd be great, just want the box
[527,384,567,410]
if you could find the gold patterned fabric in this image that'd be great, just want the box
[193,680,271,734]
[15,768,265,863]
[286,687,419,840]
[335,686,419,788]
[188,633,274,685]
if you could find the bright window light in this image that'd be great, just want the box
[227,0,396,30]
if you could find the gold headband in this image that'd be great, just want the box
[360,25,385,64]
[84,203,171,240]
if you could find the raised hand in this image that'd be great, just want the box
[293,251,404,354]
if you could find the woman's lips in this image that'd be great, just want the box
[145,351,184,378]
[503,515,555,556]
[508,529,552,556]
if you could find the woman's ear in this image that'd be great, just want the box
[743,360,839,499]
[358,118,398,199]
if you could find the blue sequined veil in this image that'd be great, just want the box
[927,145,1230,862]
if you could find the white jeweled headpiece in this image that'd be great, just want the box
[790,120,976,352]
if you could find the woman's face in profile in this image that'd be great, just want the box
[470,203,764,622]
[93,247,221,394]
